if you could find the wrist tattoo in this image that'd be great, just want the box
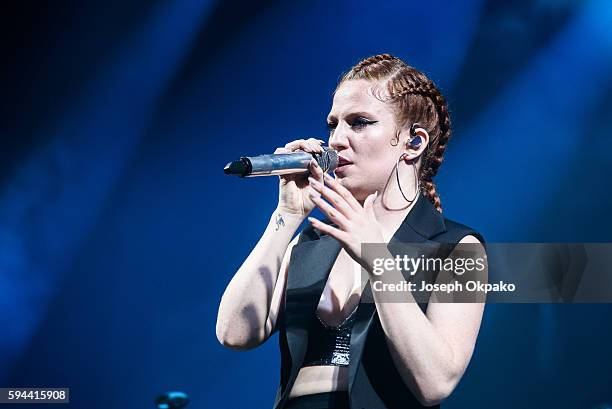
[274,212,285,231]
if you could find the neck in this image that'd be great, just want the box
[369,162,421,242]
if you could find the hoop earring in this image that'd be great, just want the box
[390,135,399,146]
[396,153,419,203]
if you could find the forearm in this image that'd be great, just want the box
[216,208,303,348]
[367,253,458,405]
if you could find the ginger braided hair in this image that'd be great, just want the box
[338,53,451,212]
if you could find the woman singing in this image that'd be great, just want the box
[216,54,486,409]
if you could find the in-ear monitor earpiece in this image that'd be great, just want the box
[408,122,423,148]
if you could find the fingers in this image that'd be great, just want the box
[284,137,325,153]
[307,216,349,242]
[363,191,378,217]
[322,173,362,212]
[308,187,350,228]
[308,176,354,219]
[274,147,290,154]
[309,158,324,182]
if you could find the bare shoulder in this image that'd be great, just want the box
[458,234,482,244]
[457,234,485,255]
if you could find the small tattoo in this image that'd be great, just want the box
[275,213,285,231]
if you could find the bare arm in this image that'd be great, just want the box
[373,235,487,406]
[215,209,302,350]
[216,138,326,351]
[304,167,486,406]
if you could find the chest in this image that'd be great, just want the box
[315,249,365,327]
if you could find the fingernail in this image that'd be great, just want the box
[308,188,320,198]
[323,173,333,181]
[307,216,316,223]
[308,176,320,187]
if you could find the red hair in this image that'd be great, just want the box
[338,54,452,212]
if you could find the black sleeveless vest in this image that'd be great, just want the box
[272,193,485,409]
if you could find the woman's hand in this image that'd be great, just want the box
[307,173,385,270]
[275,138,326,218]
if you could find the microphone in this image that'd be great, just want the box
[224,147,338,177]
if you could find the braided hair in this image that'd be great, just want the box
[338,54,451,213]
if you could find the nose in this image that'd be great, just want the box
[329,123,350,151]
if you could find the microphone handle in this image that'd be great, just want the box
[245,152,314,177]
[224,148,337,177]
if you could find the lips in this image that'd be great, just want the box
[335,155,353,175]
[337,155,353,167]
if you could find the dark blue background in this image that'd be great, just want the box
[1,0,611,408]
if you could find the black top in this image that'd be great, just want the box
[272,193,485,409]
[302,306,359,367]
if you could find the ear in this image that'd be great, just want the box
[401,125,430,160]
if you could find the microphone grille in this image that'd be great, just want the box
[320,148,339,172]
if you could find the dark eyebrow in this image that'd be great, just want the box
[346,111,376,119]
[327,111,375,123]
